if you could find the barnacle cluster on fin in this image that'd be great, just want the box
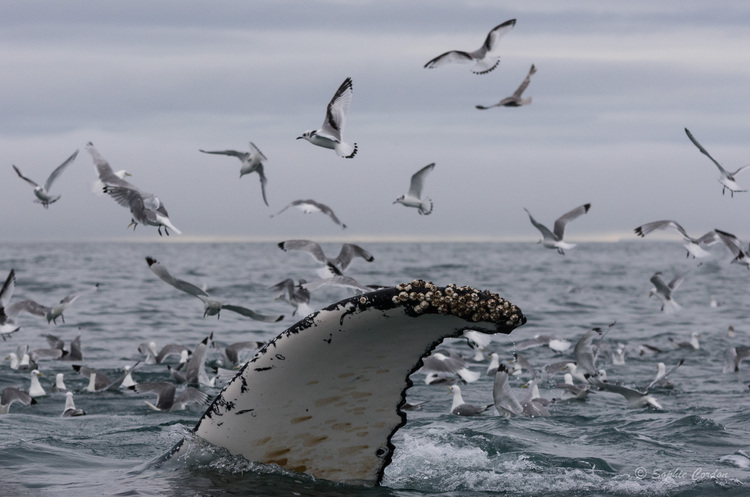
[359,279,524,328]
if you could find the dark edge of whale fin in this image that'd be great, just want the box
[163,280,525,486]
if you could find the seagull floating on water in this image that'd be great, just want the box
[524,203,591,254]
[685,128,750,197]
[61,392,86,417]
[12,150,79,208]
[145,257,283,322]
[297,77,357,158]
[669,332,700,350]
[29,369,46,397]
[424,19,516,74]
[199,142,270,206]
[448,384,492,416]
[394,163,435,215]
[271,199,347,229]
[476,64,536,109]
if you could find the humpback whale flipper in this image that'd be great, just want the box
[166,281,525,485]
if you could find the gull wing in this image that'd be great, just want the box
[649,273,673,300]
[408,163,435,199]
[573,327,604,377]
[512,64,536,98]
[667,270,689,292]
[104,185,142,210]
[86,142,137,189]
[44,149,79,191]
[72,365,112,390]
[136,381,176,410]
[248,142,267,162]
[156,343,191,364]
[0,269,16,310]
[255,163,269,206]
[492,365,524,416]
[424,50,474,69]
[145,257,208,298]
[319,77,353,142]
[334,243,375,272]
[633,219,691,240]
[482,19,517,54]
[278,239,327,264]
[6,299,49,319]
[198,149,247,160]
[730,164,750,177]
[553,203,591,240]
[311,200,346,228]
[59,283,99,306]
[523,208,557,241]
[12,165,39,188]
[592,379,645,399]
[714,229,747,260]
[220,304,284,323]
[173,386,211,411]
[685,128,728,176]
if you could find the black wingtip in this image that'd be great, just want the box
[583,203,592,213]
[145,256,157,266]
[277,242,286,251]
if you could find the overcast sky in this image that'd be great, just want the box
[3,1,750,243]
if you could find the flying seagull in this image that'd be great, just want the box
[86,142,181,236]
[424,19,516,74]
[12,150,79,208]
[649,271,687,313]
[271,199,347,229]
[447,384,492,416]
[9,283,99,325]
[269,279,312,317]
[145,257,284,322]
[685,128,750,197]
[277,240,374,273]
[394,163,435,215]
[86,141,133,192]
[476,64,537,109]
[61,392,86,417]
[297,77,357,158]
[0,269,21,337]
[524,203,591,254]
[633,220,718,259]
[199,142,269,206]
[714,229,750,268]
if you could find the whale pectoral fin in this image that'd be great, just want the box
[174,281,524,485]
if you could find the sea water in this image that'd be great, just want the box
[1,241,749,496]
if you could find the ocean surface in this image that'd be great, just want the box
[1,240,750,497]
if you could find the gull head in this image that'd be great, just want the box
[393,195,405,205]
[297,130,316,142]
